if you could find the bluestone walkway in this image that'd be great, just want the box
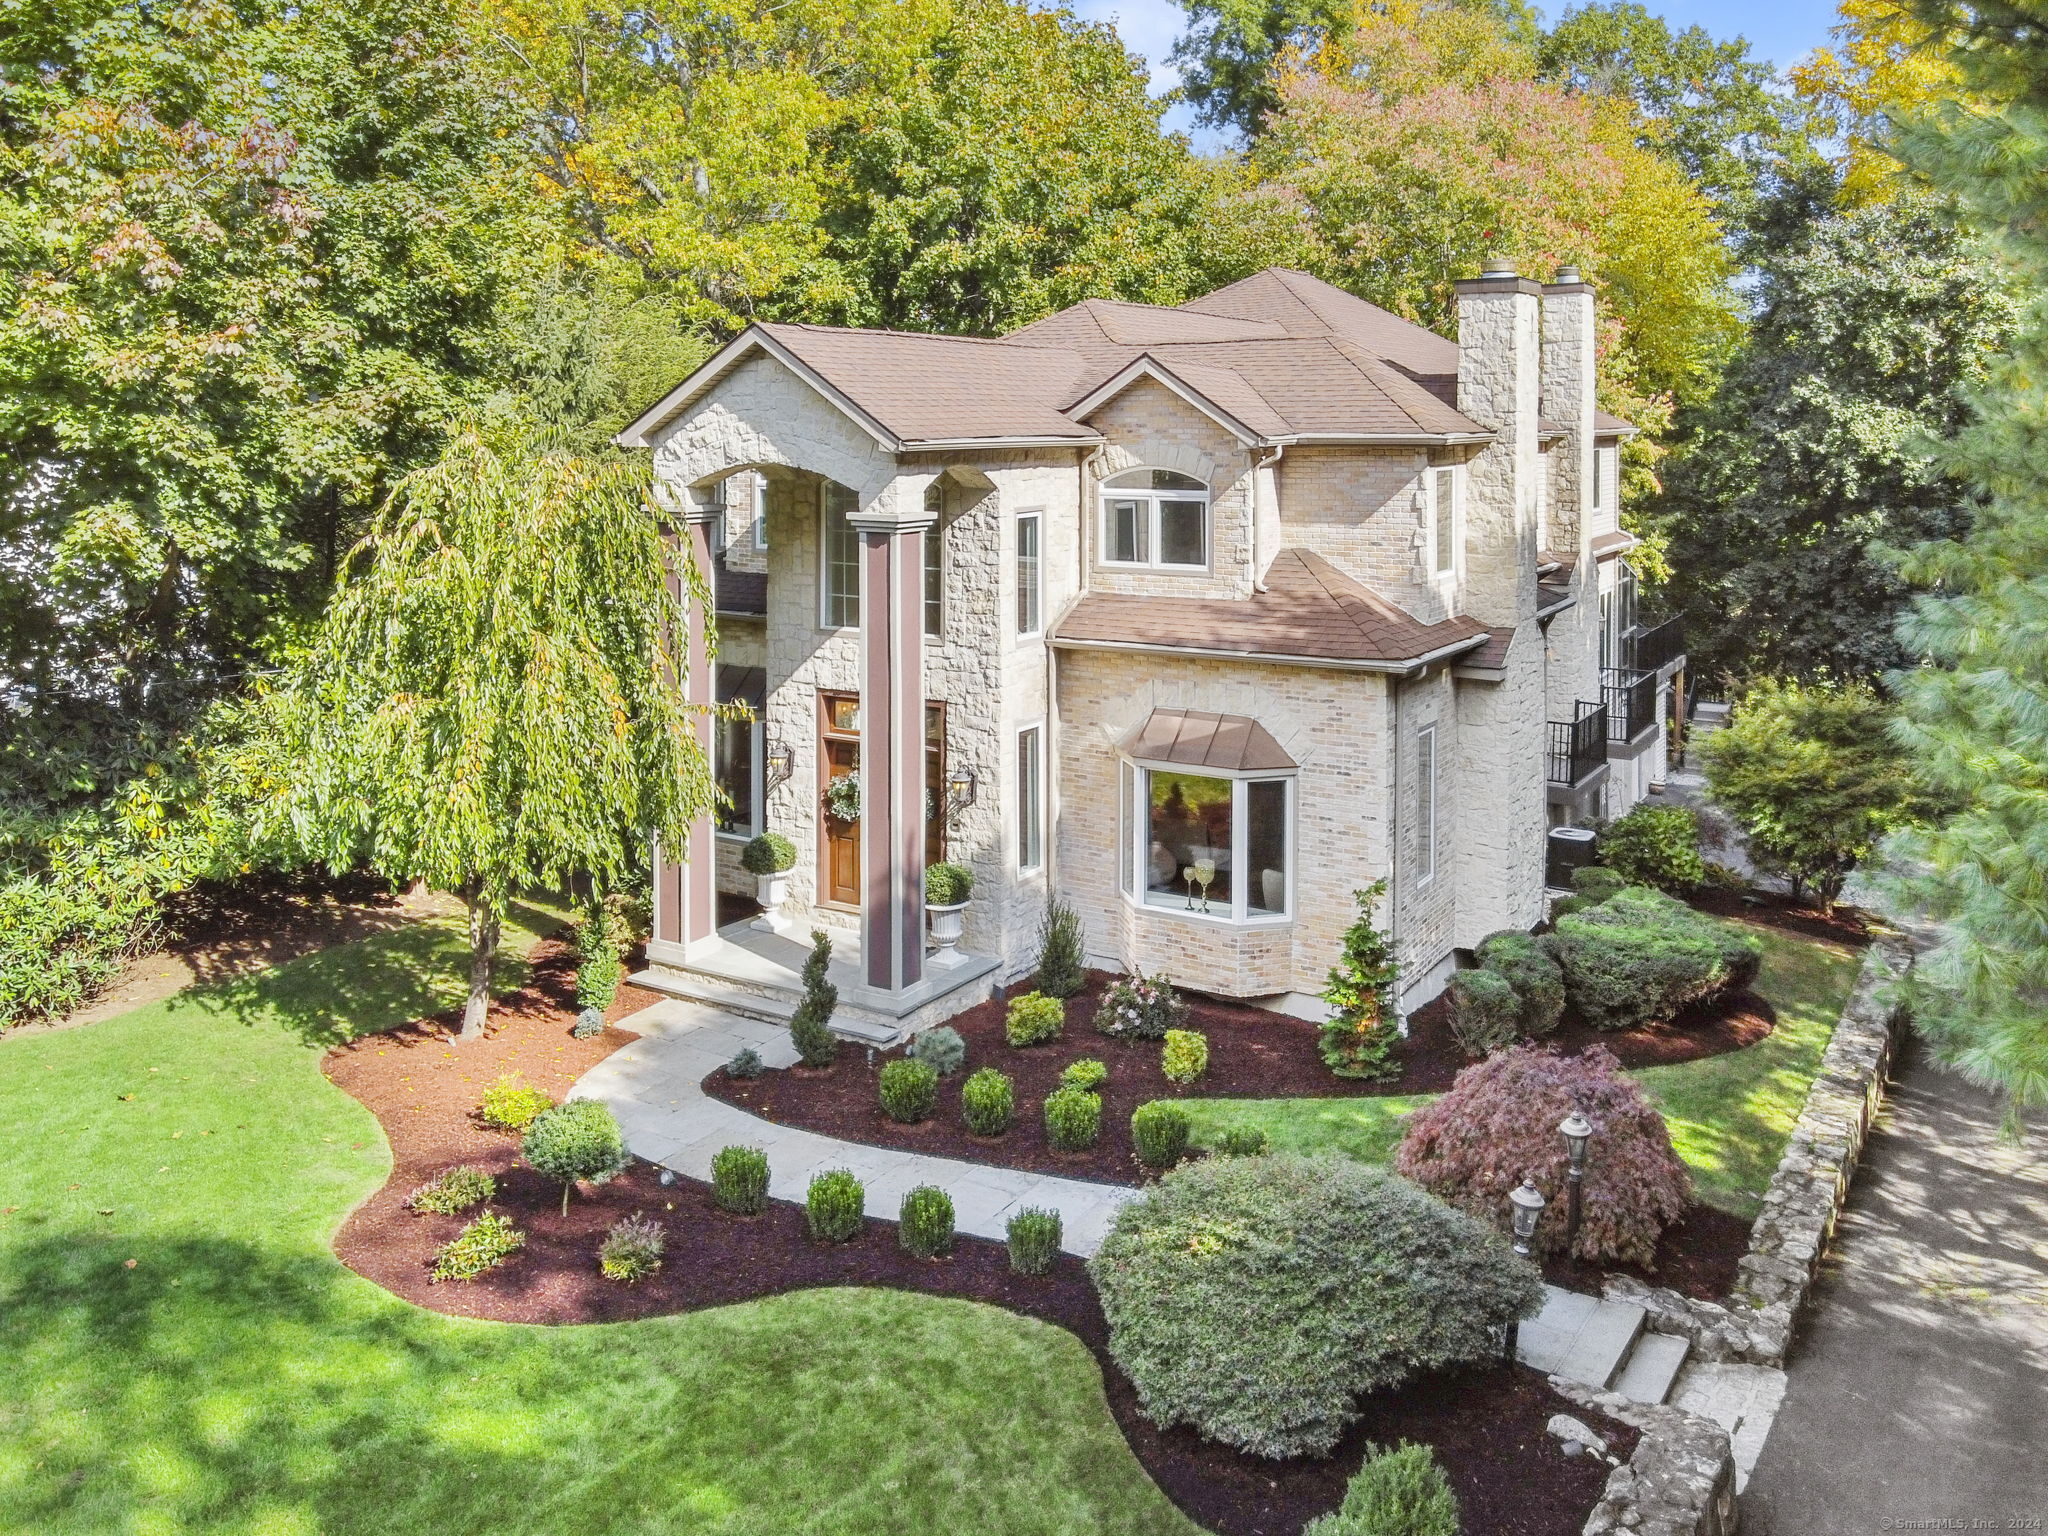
[571,998,1139,1255]
[1741,1036,2048,1534]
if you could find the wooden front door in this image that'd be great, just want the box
[820,693,862,908]
[817,692,947,911]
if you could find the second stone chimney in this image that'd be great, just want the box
[1540,266,1597,561]
[1454,258,1542,626]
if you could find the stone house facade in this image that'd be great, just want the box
[619,265,1683,1029]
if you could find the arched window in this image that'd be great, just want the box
[1100,468,1208,571]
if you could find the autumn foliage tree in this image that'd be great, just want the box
[1396,1044,1692,1266]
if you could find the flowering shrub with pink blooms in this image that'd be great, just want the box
[1394,1044,1691,1267]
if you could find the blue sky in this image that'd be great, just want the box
[1068,0,1846,145]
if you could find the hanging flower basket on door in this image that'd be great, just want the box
[825,772,862,823]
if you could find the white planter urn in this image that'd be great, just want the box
[753,872,792,934]
[926,900,970,965]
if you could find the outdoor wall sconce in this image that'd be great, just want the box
[764,740,794,795]
[945,767,977,820]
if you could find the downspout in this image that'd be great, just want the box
[1251,443,1284,592]
[1389,670,1405,1034]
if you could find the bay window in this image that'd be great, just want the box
[1117,762,1292,922]
[1101,468,1208,571]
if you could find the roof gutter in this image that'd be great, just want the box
[1049,631,1490,677]
[901,434,1108,451]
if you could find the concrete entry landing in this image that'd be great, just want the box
[637,919,1000,1047]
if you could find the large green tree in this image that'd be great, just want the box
[258,427,715,1038]
[0,0,553,739]
[1883,0,2048,1133]
[1659,188,2014,683]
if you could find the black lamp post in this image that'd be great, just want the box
[1504,1178,1547,1361]
[1559,1106,1593,1256]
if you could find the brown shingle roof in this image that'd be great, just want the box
[1121,708,1297,771]
[712,551,767,616]
[1051,549,1488,669]
[1591,529,1637,560]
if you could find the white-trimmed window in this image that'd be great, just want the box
[1101,468,1208,571]
[1416,724,1437,886]
[1016,509,1042,636]
[821,482,859,629]
[1592,445,1615,517]
[714,714,762,840]
[1017,724,1044,871]
[923,483,944,639]
[751,475,768,549]
[1117,761,1292,923]
[1429,464,1461,578]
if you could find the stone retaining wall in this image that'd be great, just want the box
[1553,1379,1740,1536]
[1601,932,1913,1368]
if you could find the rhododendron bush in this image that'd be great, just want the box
[1395,1045,1691,1267]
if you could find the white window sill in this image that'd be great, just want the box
[1126,893,1292,929]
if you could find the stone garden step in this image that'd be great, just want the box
[1614,1330,1692,1406]
[1517,1285,1647,1389]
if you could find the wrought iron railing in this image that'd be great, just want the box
[1548,700,1608,787]
[1628,614,1686,674]
[1602,666,1656,743]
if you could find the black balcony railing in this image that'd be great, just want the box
[1548,700,1608,787]
[1628,614,1687,674]
[1603,666,1656,743]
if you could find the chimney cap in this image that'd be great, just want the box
[1481,257,1518,277]
[1554,264,1582,283]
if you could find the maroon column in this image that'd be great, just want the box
[654,509,719,954]
[857,516,927,993]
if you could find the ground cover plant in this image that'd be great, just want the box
[0,915,1206,1536]
[407,1165,494,1215]
[1090,1154,1544,1457]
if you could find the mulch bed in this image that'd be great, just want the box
[704,969,1779,1186]
[1543,1201,1754,1303]
[1684,888,1873,947]
[327,955,1633,1536]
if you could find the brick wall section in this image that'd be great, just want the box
[1082,378,1255,600]
[1276,445,1446,618]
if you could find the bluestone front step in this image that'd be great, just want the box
[1614,1331,1691,1405]
[627,968,901,1045]
[1516,1285,1647,1389]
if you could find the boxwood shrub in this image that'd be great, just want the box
[806,1169,865,1243]
[1550,886,1763,1030]
[1044,1085,1102,1151]
[1131,1101,1191,1169]
[879,1057,939,1124]
[711,1145,770,1215]
[1006,1207,1062,1274]
[961,1067,1015,1136]
[1161,1028,1208,1085]
[1087,1154,1543,1458]
[1005,991,1065,1046]
[1303,1442,1460,1536]
[898,1185,955,1258]
[1060,1058,1108,1093]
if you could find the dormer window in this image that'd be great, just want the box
[1101,468,1208,571]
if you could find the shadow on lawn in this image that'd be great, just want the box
[156,902,558,1049]
[0,1229,540,1533]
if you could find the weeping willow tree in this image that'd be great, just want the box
[1883,0,2048,1134]
[261,424,715,1038]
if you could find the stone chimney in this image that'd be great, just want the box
[1454,258,1542,626]
[1540,266,1596,561]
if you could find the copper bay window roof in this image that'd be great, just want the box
[1120,709,1297,772]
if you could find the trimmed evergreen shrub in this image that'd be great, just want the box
[430,1212,525,1282]
[961,1067,1015,1136]
[1551,887,1763,1031]
[789,929,839,1068]
[1060,1057,1108,1092]
[522,1099,629,1215]
[1396,1043,1692,1266]
[598,1214,665,1283]
[1093,971,1188,1039]
[1447,968,1522,1058]
[923,861,974,906]
[575,941,623,1013]
[1474,929,1565,1037]
[1035,897,1087,998]
[879,1057,939,1123]
[407,1165,494,1215]
[710,1145,770,1215]
[1007,1207,1062,1274]
[1089,1154,1543,1458]
[1211,1125,1271,1158]
[1005,991,1065,1046]
[1302,1442,1460,1536]
[906,1025,966,1076]
[1319,882,1402,1080]
[806,1169,865,1242]
[478,1073,552,1131]
[1044,1085,1102,1150]
[740,832,797,875]
[898,1185,955,1258]
[1599,803,1706,893]
[1161,1029,1208,1085]
[726,1047,764,1079]
[1572,865,1628,904]
[1131,1101,1191,1169]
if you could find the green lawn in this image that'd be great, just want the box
[1177,920,1866,1220]
[0,916,1196,1536]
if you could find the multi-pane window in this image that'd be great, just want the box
[1599,563,1638,669]
[1431,466,1458,575]
[1017,726,1043,871]
[821,482,859,629]
[924,485,944,639]
[1416,725,1437,886]
[1119,764,1291,922]
[1016,511,1042,636]
[1101,468,1207,570]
